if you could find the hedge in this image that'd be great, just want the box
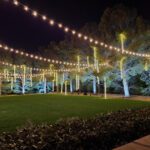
[0,108,150,150]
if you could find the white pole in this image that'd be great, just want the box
[70,79,73,93]
[0,77,1,95]
[14,65,16,82]
[30,68,32,87]
[104,77,107,99]
[93,76,96,94]
[96,60,99,73]
[65,81,67,95]
[56,72,59,92]
[76,74,78,90]
[52,80,55,92]
[77,75,80,90]
[22,66,26,94]
[61,73,64,93]
[11,77,13,91]
[44,78,47,94]
[77,56,80,90]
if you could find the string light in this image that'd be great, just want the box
[72,30,76,35]
[0,43,108,68]
[49,20,54,25]
[84,36,88,40]
[58,23,63,28]
[13,0,18,6]
[42,15,47,20]
[32,11,38,17]
[90,38,93,43]
[0,43,89,66]
[78,33,82,38]
[64,27,69,32]
[0,60,108,75]
[7,0,150,58]
[24,5,29,11]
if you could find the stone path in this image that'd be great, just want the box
[106,94,150,102]
[114,135,150,150]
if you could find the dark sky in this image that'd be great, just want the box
[0,0,149,51]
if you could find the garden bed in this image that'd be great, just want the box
[0,107,150,150]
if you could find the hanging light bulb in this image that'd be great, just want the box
[58,23,63,28]
[42,15,47,20]
[49,20,54,25]
[32,11,38,17]
[89,38,93,43]
[78,33,82,38]
[84,36,88,40]
[72,30,76,35]
[24,6,29,11]
[64,27,69,32]
[13,0,18,6]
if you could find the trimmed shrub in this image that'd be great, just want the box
[0,108,150,150]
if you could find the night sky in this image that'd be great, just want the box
[0,0,149,51]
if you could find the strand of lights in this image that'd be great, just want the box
[0,60,108,74]
[0,72,39,78]
[7,0,150,58]
[0,43,87,67]
[0,43,109,68]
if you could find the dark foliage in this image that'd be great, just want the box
[0,108,150,150]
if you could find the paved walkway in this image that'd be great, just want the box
[106,94,150,102]
[68,93,150,102]
[0,93,150,102]
[114,135,150,150]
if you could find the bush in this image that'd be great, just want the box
[0,108,150,150]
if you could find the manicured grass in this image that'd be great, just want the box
[0,94,149,133]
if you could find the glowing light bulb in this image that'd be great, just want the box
[95,41,98,44]
[89,38,93,43]
[114,47,117,50]
[42,15,47,20]
[24,6,29,11]
[100,42,104,46]
[72,30,76,34]
[64,27,69,32]
[58,23,63,28]
[15,50,19,53]
[109,46,112,50]
[32,11,37,17]
[30,54,33,58]
[13,0,18,6]
[49,20,54,25]
[78,33,82,38]
[4,46,8,50]
[21,52,24,55]
[84,36,88,40]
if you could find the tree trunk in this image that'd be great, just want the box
[122,76,130,97]
[93,76,96,94]
[44,78,47,94]
[104,77,107,99]
[70,79,73,93]
[0,77,1,95]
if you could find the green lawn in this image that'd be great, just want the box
[0,94,149,133]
